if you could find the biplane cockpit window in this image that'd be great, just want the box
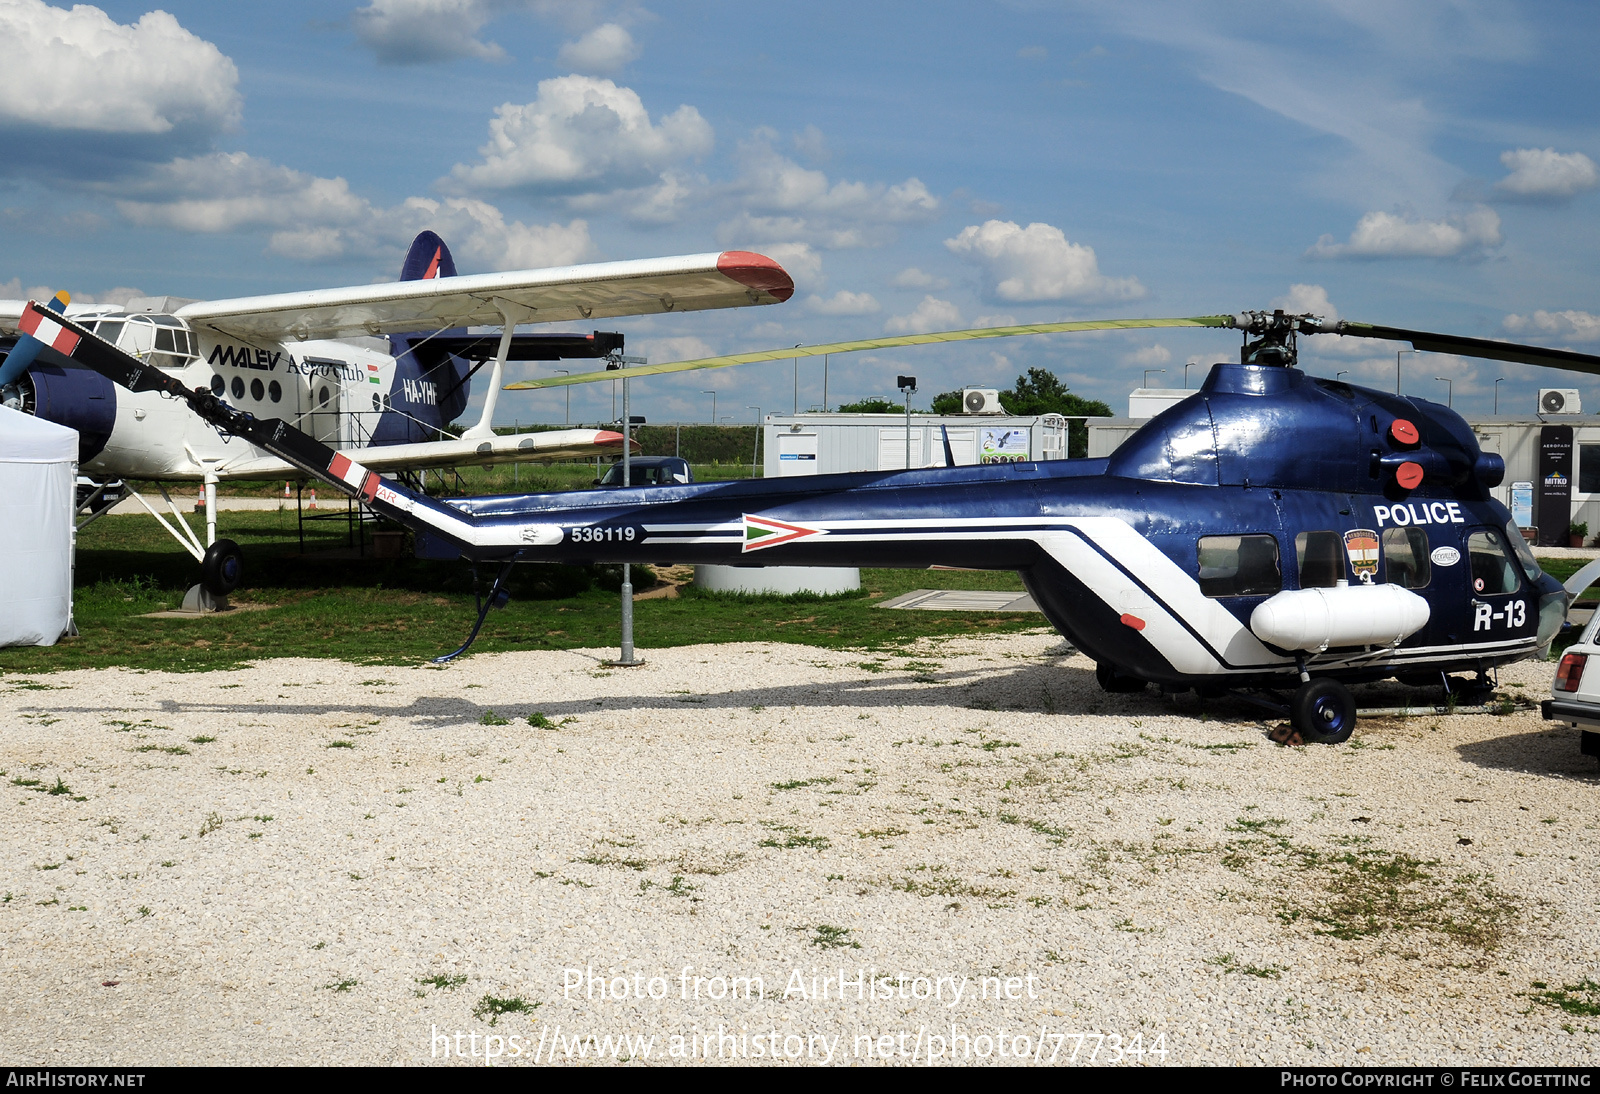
[1295,531,1343,588]
[117,314,197,369]
[1198,534,1281,598]
[1381,527,1431,589]
[1467,530,1519,595]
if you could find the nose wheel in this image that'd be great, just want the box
[1290,678,1357,743]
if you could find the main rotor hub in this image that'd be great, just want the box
[1227,310,1344,370]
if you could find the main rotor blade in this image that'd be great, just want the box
[1322,320,1600,376]
[503,315,1232,389]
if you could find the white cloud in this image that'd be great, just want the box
[792,124,828,164]
[1270,283,1339,321]
[806,291,880,316]
[944,220,1145,303]
[716,139,939,250]
[1503,310,1600,343]
[1494,148,1600,202]
[885,296,960,335]
[1121,344,1171,367]
[114,152,593,270]
[630,335,716,366]
[891,267,948,291]
[557,23,639,75]
[447,76,713,194]
[0,0,238,137]
[1306,206,1502,259]
[351,0,505,64]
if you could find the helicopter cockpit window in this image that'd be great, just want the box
[1295,531,1343,588]
[1381,527,1431,589]
[1198,534,1282,598]
[1504,519,1543,582]
[1467,530,1519,595]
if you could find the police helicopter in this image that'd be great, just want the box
[22,295,1600,744]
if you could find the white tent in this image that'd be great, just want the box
[0,406,77,646]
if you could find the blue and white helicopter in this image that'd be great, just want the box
[24,298,1600,743]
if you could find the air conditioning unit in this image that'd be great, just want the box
[962,388,1003,414]
[1540,389,1582,414]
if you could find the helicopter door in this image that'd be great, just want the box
[1461,526,1530,638]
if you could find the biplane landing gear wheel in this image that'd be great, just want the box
[1096,662,1147,693]
[201,539,244,597]
[1291,678,1356,744]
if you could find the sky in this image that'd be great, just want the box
[1,0,1597,426]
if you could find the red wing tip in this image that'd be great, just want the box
[594,431,626,446]
[717,251,795,303]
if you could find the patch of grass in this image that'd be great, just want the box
[417,973,468,991]
[479,710,510,726]
[1207,953,1286,979]
[323,979,359,993]
[527,712,574,729]
[758,823,831,851]
[1527,980,1600,1017]
[1,511,1039,673]
[807,924,861,950]
[46,777,73,796]
[133,745,190,756]
[189,736,216,744]
[857,827,909,839]
[326,740,355,749]
[472,994,540,1026]
[771,776,835,791]
[198,812,224,838]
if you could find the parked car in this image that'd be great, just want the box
[595,456,693,487]
[1540,612,1600,766]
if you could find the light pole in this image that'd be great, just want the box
[746,406,761,478]
[555,370,570,425]
[1336,370,1348,382]
[1495,377,1506,414]
[702,390,716,424]
[1396,349,1418,395]
[1435,376,1452,408]
[1144,368,1166,389]
[1184,362,1194,388]
[822,353,830,412]
[898,375,917,469]
[793,344,802,415]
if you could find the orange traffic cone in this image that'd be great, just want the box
[308,487,318,510]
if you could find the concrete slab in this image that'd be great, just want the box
[878,588,1040,612]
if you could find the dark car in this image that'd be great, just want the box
[595,456,693,487]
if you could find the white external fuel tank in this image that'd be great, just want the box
[1249,583,1431,653]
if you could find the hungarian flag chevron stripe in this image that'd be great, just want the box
[742,513,825,553]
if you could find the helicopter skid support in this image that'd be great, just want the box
[433,558,519,664]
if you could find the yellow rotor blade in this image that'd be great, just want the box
[503,315,1233,389]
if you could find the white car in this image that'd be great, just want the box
[1541,610,1600,764]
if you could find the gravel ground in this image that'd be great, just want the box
[1,634,1596,1067]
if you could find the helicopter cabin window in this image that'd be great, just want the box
[1295,531,1343,588]
[1466,529,1519,595]
[1197,534,1281,598]
[1381,527,1431,589]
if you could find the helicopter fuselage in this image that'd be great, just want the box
[371,362,1566,688]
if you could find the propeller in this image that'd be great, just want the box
[501,311,1600,391]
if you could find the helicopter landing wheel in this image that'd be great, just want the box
[201,538,244,597]
[1095,662,1147,694]
[1291,678,1357,744]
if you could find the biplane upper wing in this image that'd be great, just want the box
[172,251,793,344]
